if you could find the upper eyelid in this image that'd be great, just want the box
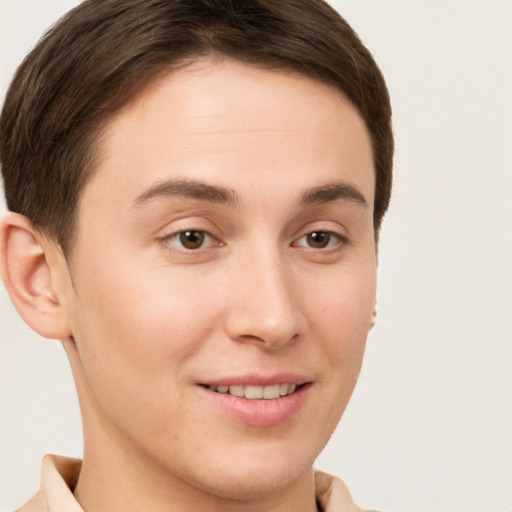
[293,224,348,241]
[157,218,218,239]
[165,228,213,236]
[163,229,216,244]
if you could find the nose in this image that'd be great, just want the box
[223,246,305,350]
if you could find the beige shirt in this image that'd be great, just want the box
[16,455,376,512]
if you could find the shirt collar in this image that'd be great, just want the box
[41,454,83,512]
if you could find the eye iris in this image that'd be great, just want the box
[179,230,205,249]
[307,231,330,248]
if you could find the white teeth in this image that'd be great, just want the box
[245,385,263,399]
[210,383,299,399]
[263,384,281,399]
[229,385,245,397]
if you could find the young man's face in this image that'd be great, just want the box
[61,59,376,500]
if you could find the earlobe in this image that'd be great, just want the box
[0,212,72,340]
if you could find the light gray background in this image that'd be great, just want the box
[1,1,511,511]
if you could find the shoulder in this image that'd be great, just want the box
[14,491,49,512]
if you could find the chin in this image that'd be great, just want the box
[196,459,313,501]
[177,436,319,501]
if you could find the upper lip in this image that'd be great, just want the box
[199,373,310,387]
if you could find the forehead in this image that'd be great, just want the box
[104,59,368,141]
[82,58,374,215]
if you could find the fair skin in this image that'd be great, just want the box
[1,59,376,512]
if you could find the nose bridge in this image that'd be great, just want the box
[225,239,303,348]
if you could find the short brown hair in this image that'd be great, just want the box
[0,0,393,257]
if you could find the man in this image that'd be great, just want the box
[0,1,393,511]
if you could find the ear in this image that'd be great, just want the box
[0,212,72,340]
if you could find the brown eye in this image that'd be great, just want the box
[163,229,219,253]
[179,230,206,250]
[293,230,343,250]
[306,231,331,248]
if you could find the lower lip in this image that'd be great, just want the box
[199,384,311,427]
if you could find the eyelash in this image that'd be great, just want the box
[161,229,220,251]
[292,230,346,250]
[160,228,347,253]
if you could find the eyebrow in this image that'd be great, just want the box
[300,181,368,208]
[132,177,367,210]
[133,178,240,207]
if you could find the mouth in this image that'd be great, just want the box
[198,379,310,427]
[204,383,300,400]
[198,373,312,426]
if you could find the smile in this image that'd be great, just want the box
[200,381,310,427]
[207,383,298,399]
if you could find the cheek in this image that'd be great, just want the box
[66,267,226,453]
[304,265,375,385]
[307,263,376,334]
[68,258,222,402]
